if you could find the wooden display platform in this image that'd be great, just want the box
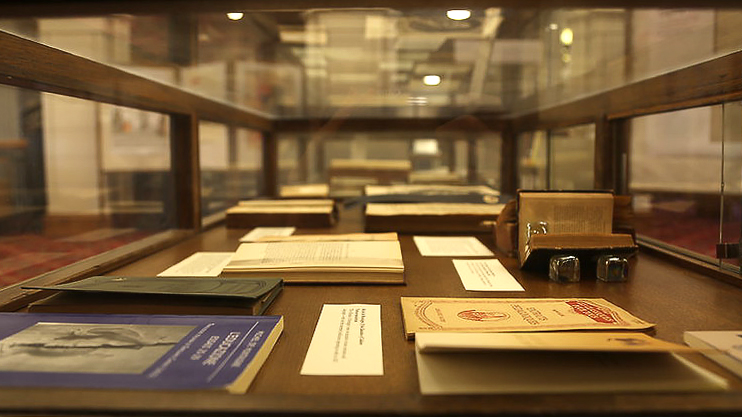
[3,206,742,416]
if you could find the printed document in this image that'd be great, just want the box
[239,227,296,242]
[301,304,383,376]
[157,252,233,277]
[453,259,524,291]
[413,236,494,257]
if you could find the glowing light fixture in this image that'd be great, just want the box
[227,12,244,21]
[423,75,441,86]
[560,28,574,46]
[446,9,471,21]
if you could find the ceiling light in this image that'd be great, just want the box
[423,75,441,86]
[226,12,244,21]
[446,10,471,21]
[560,28,574,46]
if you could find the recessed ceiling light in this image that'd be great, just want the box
[423,75,441,86]
[560,28,574,46]
[446,9,471,21]
[226,12,244,21]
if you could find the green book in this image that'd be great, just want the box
[23,276,283,316]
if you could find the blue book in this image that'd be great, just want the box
[0,312,283,393]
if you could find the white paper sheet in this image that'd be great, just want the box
[156,252,233,277]
[453,259,524,291]
[413,236,494,257]
[301,304,383,376]
[239,227,296,242]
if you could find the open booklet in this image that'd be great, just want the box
[226,199,337,228]
[365,203,504,233]
[221,233,404,284]
[415,331,728,395]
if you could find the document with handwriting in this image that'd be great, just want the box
[301,304,383,376]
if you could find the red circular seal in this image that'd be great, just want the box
[457,310,510,322]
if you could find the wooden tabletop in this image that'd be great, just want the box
[1,206,741,416]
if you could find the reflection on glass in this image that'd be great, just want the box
[2,8,742,119]
[277,128,496,198]
[550,124,595,190]
[518,131,547,190]
[721,101,742,267]
[201,122,263,217]
[476,134,502,189]
[0,84,174,289]
[630,106,722,259]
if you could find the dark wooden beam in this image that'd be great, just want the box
[170,113,201,229]
[262,131,278,197]
[275,116,506,133]
[0,31,272,131]
[512,49,742,132]
[500,122,518,195]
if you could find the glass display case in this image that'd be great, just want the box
[0,2,741,415]
[0,2,741,291]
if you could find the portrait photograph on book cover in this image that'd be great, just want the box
[0,322,195,374]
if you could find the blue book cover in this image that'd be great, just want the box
[0,312,283,393]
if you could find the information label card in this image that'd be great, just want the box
[301,304,383,376]
[453,259,524,291]
[413,236,494,257]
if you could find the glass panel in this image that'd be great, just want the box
[0,84,174,289]
[549,124,595,190]
[200,122,263,217]
[629,106,722,259]
[3,8,741,119]
[517,131,548,190]
[277,128,493,198]
[721,100,742,268]
[476,133,502,189]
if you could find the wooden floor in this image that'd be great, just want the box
[2,206,742,416]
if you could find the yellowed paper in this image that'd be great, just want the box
[401,297,654,338]
[366,203,503,216]
[157,252,233,277]
[255,232,398,243]
[416,332,692,353]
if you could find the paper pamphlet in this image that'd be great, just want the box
[415,332,693,353]
[413,236,494,257]
[452,259,524,291]
[157,252,233,277]
[401,297,654,338]
[301,304,383,376]
[240,227,296,242]
[415,348,727,395]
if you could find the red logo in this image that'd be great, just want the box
[457,310,510,322]
[566,301,619,324]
